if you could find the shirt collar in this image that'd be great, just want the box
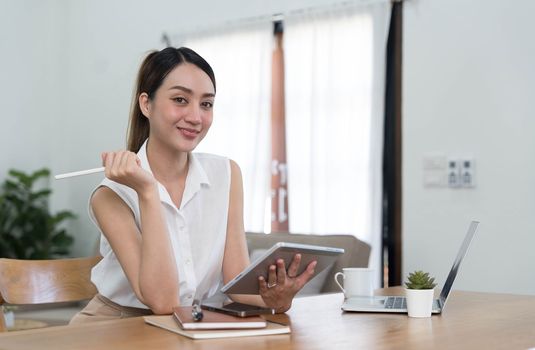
[137,139,210,210]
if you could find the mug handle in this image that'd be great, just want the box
[334,272,345,294]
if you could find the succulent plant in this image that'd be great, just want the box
[405,270,437,290]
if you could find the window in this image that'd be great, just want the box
[179,1,391,287]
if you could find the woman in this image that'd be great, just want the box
[71,47,316,323]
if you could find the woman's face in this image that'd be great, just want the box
[142,63,215,153]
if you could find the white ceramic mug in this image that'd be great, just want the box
[334,267,374,298]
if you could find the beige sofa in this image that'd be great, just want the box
[245,232,371,295]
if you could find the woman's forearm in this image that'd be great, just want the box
[137,187,180,313]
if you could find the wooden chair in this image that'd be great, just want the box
[0,256,101,332]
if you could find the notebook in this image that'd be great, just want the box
[341,220,479,314]
[144,315,291,340]
[172,306,266,330]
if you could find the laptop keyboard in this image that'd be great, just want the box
[384,296,407,309]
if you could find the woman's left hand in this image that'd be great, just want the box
[258,254,317,313]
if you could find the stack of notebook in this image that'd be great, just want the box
[144,306,291,340]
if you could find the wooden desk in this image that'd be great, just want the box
[1,288,534,350]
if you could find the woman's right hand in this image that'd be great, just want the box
[101,151,157,195]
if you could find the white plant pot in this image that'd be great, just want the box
[405,288,434,318]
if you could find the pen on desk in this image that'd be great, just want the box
[192,299,203,322]
[54,167,105,180]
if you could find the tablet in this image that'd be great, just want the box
[221,242,344,295]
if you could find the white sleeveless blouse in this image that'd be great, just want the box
[89,140,230,308]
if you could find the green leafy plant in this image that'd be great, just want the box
[405,270,437,290]
[0,168,75,259]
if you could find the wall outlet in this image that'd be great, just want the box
[423,155,475,189]
[460,158,475,187]
[447,158,462,188]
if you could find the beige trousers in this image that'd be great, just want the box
[69,294,153,325]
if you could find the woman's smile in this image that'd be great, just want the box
[177,126,200,139]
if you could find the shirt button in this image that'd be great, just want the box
[185,259,191,265]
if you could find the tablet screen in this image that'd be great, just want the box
[221,242,344,294]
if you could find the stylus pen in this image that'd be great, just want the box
[192,299,203,322]
[54,167,105,180]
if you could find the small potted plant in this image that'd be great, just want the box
[404,270,437,318]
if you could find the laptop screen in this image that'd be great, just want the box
[439,221,479,307]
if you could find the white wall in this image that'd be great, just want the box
[0,0,368,257]
[403,0,535,294]
[0,0,64,182]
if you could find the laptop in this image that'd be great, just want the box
[341,220,479,314]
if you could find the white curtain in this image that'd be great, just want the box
[180,24,272,232]
[284,2,391,288]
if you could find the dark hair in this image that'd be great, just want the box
[126,47,216,152]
